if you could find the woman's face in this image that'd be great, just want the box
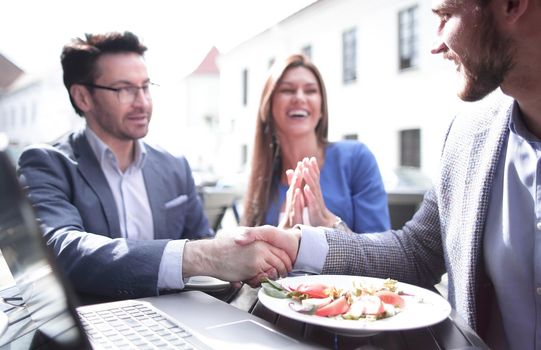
[271,66,323,139]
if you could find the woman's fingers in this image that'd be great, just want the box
[288,188,304,226]
[286,169,294,185]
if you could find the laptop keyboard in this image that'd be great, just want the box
[78,302,200,349]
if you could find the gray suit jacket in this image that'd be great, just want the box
[18,130,212,298]
[321,90,513,334]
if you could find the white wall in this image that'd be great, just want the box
[146,72,222,173]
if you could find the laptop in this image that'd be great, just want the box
[0,146,321,349]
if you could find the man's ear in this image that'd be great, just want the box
[70,84,93,113]
[500,0,529,24]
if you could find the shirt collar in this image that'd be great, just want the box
[509,101,541,144]
[84,126,147,170]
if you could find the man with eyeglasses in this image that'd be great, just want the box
[17,31,291,300]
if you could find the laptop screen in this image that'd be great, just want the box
[0,148,90,349]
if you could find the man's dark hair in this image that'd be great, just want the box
[60,31,147,116]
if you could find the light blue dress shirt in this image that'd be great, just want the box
[85,128,186,290]
[484,102,541,350]
[292,225,328,274]
[85,128,152,240]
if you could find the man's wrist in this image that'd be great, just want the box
[291,226,302,241]
[183,240,212,278]
[290,226,302,261]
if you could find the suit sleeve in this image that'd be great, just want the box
[321,133,456,289]
[322,187,445,290]
[18,146,168,299]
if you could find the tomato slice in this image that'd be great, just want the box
[294,283,330,299]
[315,296,350,317]
[375,290,405,309]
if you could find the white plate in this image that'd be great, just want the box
[258,275,451,336]
[185,276,230,292]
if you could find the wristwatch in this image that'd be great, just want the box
[332,216,350,232]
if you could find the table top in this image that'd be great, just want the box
[0,283,490,350]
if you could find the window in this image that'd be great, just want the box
[398,6,419,70]
[342,27,357,83]
[301,45,312,59]
[242,68,248,106]
[241,144,248,166]
[400,129,421,167]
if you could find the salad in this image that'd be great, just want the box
[261,277,411,321]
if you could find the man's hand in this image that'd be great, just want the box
[234,225,300,266]
[182,231,293,286]
[233,225,301,287]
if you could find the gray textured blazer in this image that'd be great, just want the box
[321,90,514,334]
[18,130,212,299]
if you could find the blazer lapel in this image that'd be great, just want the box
[72,132,122,238]
[464,96,513,332]
[142,152,168,239]
[470,99,512,255]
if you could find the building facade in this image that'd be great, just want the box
[217,0,468,182]
[0,65,82,158]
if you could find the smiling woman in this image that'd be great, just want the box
[241,54,390,233]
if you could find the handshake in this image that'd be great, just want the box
[182,226,302,287]
[181,157,342,287]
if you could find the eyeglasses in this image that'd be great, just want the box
[83,82,158,104]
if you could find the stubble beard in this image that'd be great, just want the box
[93,105,150,143]
[456,10,515,102]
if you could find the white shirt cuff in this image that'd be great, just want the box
[158,239,187,290]
[292,225,328,274]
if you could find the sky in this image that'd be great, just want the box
[1,0,316,81]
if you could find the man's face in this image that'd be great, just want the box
[86,52,152,144]
[431,0,514,101]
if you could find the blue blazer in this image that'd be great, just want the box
[18,130,212,298]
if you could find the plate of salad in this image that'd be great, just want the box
[258,275,451,336]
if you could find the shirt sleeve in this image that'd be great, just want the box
[158,240,188,290]
[293,225,329,274]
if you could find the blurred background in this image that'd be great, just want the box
[1,0,469,232]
